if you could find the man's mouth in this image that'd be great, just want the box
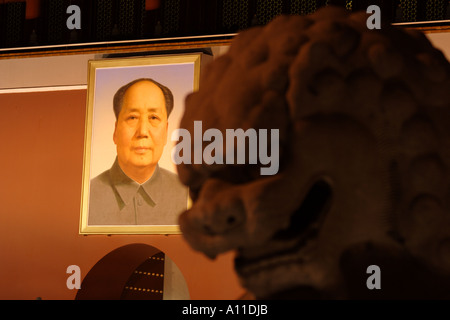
[133,147,151,154]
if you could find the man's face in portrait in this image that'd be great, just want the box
[113,80,168,180]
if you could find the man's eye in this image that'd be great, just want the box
[127,115,138,120]
[150,115,160,120]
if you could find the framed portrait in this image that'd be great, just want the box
[80,53,202,234]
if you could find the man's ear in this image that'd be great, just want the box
[113,121,118,145]
[164,121,168,146]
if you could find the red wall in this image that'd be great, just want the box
[0,90,244,300]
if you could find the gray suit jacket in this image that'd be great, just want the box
[88,158,188,225]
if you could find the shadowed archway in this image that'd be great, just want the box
[75,243,189,300]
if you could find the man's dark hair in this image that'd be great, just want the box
[113,78,174,119]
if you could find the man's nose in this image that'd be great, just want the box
[136,117,150,138]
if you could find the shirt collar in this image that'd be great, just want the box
[109,158,162,207]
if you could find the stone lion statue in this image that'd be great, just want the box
[176,6,450,299]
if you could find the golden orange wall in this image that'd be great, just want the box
[0,89,244,300]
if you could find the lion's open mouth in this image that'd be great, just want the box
[273,179,333,241]
[235,179,333,274]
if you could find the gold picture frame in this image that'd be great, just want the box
[80,53,202,235]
